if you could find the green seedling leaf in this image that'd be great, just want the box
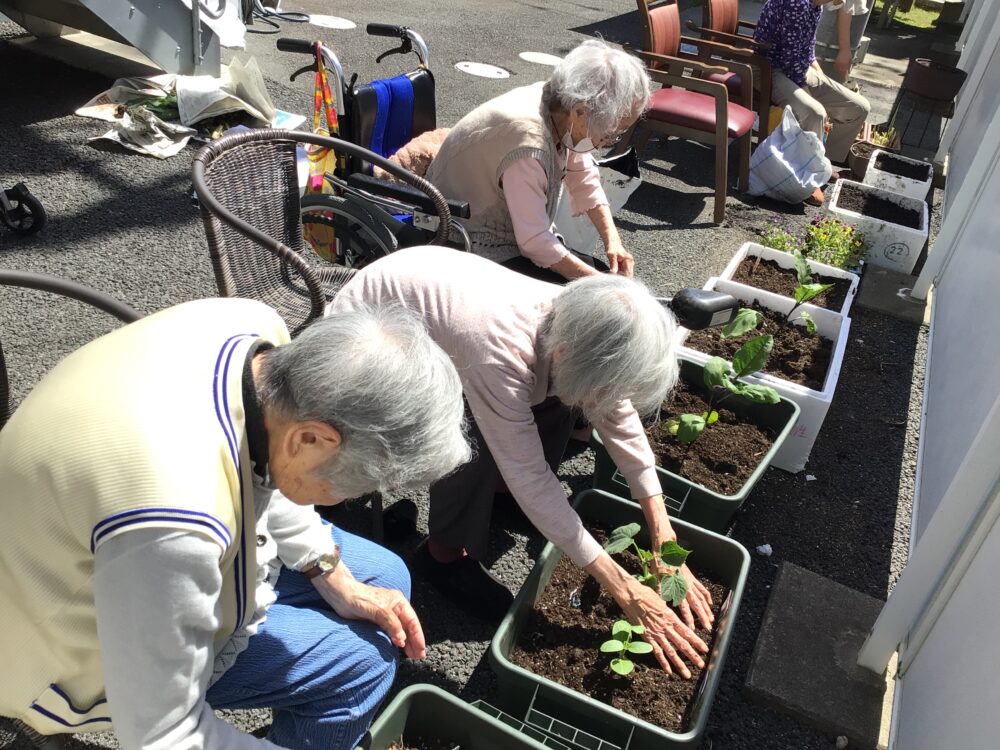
[800,310,818,335]
[627,641,654,655]
[630,623,646,635]
[732,335,774,377]
[660,571,689,607]
[705,410,719,425]
[601,639,626,653]
[636,572,657,588]
[610,658,635,676]
[794,282,833,305]
[604,524,641,554]
[665,418,680,436]
[675,413,705,444]
[792,249,812,286]
[720,308,762,339]
[731,382,782,404]
[703,357,732,390]
[659,540,691,567]
[612,620,634,640]
[637,547,654,563]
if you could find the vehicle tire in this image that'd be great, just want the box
[3,187,46,235]
[300,193,397,268]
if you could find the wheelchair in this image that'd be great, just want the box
[277,24,471,268]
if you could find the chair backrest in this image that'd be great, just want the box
[350,68,436,174]
[637,0,682,58]
[195,133,326,334]
[0,270,141,430]
[704,0,741,35]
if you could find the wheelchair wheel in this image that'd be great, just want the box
[300,194,398,268]
[2,186,46,235]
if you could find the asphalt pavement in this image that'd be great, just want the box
[0,2,934,747]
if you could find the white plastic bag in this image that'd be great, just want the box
[748,106,832,203]
[553,148,641,256]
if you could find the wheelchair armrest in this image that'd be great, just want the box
[347,173,471,219]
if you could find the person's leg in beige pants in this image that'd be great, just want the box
[771,66,871,163]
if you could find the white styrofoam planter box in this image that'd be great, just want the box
[861,149,933,201]
[676,278,851,473]
[718,242,860,318]
[826,179,928,275]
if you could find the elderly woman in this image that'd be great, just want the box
[425,39,650,283]
[329,247,714,678]
[0,298,469,748]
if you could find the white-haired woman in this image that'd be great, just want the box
[329,247,715,679]
[425,39,650,283]
[0,298,469,748]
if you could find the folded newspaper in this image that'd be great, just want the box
[76,58,279,158]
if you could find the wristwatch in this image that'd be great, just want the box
[301,545,341,579]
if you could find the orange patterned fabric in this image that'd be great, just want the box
[648,5,681,57]
[303,42,344,263]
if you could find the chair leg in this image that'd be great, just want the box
[738,133,751,192]
[714,138,728,224]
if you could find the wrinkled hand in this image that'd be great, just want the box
[835,49,852,80]
[313,568,426,659]
[605,241,635,277]
[649,553,715,631]
[616,575,708,678]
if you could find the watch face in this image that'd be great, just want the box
[317,556,336,572]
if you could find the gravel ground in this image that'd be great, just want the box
[0,3,935,748]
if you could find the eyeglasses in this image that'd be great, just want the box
[601,128,630,147]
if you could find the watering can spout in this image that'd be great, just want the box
[657,289,740,331]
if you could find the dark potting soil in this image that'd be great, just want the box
[732,257,851,312]
[873,152,932,182]
[510,534,729,735]
[837,183,922,229]
[685,302,832,391]
[646,379,776,495]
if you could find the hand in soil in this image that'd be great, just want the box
[674,563,715,631]
[617,574,707,678]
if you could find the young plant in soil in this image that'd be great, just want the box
[604,523,692,605]
[665,335,780,445]
[759,221,800,253]
[736,257,850,312]
[784,249,832,335]
[600,620,654,676]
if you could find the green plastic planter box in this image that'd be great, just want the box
[489,489,751,750]
[592,357,800,532]
[356,684,551,750]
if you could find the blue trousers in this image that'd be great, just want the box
[206,524,409,749]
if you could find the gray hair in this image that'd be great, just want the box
[259,304,471,498]
[545,39,651,137]
[542,275,679,418]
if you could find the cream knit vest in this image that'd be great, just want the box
[0,297,290,735]
[426,82,564,263]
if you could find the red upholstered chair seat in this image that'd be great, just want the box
[705,69,743,99]
[647,87,756,138]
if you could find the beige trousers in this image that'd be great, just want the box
[771,66,871,163]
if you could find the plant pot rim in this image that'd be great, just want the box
[829,179,929,231]
[489,489,752,747]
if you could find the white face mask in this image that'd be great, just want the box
[561,112,598,153]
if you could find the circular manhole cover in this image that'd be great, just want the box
[308,15,357,29]
[518,51,563,66]
[455,61,511,78]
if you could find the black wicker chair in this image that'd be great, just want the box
[191,128,452,337]
[0,270,142,431]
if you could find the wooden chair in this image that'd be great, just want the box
[625,0,756,224]
[686,0,773,147]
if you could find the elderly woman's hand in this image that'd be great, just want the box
[312,561,427,659]
[585,552,708,677]
[605,240,634,277]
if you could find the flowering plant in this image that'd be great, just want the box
[804,216,866,270]
[759,221,800,253]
